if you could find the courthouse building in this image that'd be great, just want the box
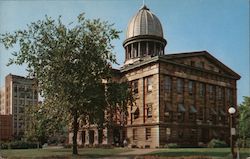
[70,5,240,148]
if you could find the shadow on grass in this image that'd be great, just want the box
[148,151,229,157]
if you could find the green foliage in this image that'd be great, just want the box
[238,96,250,148]
[164,143,179,148]
[207,139,227,148]
[0,13,121,155]
[0,141,40,149]
[0,143,9,149]
[24,101,67,145]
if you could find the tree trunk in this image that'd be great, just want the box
[72,110,79,155]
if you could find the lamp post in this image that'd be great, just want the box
[228,107,236,159]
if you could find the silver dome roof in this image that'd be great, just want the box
[126,5,164,39]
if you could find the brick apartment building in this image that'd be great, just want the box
[0,74,38,140]
[69,5,240,148]
[0,115,12,141]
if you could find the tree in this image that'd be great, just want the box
[238,96,250,147]
[0,13,120,154]
[105,81,134,144]
[25,100,68,146]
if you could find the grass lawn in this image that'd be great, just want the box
[149,148,250,159]
[0,148,131,158]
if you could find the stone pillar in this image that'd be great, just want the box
[77,131,82,145]
[85,130,90,145]
[94,129,98,145]
[102,128,108,144]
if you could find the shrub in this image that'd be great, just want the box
[207,139,227,148]
[63,144,72,148]
[1,143,9,149]
[8,141,39,149]
[164,143,179,148]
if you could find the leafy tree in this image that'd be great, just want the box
[238,96,250,147]
[25,100,68,146]
[105,81,134,144]
[0,13,120,154]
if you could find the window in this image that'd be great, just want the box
[189,105,197,122]
[146,104,152,118]
[177,78,184,94]
[164,76,171,93]
[132,106,139,119]
[133,129,138,140]
[146,76,153,93]
[177,103,185,122]
[199,83,205,97]
[209,85,215,99]
[164,102,173,122]
[218,87,222,100]
[188,81,194,95]
[227,89,233,104]
[198,107,204,120]
[145,128,151,140]
[131,80,138,95]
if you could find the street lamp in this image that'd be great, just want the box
[228,107,236,159]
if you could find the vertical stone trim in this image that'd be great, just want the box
[146,42,149,55]
[143,77,146,123]
[138,42,141,57]
[204,83,208,122]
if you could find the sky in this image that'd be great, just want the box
[0,0,249,104]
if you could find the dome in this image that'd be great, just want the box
[126,5,164,39]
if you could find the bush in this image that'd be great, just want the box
[9,141,39,149]
[164,143,179,148]
[207,139,227,148]
[63,144,72,148]
[1,143,9,149]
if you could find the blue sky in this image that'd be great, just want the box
[0,0,249,104]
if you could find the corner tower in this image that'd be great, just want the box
[123,5,167,65]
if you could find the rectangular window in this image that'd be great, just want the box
[218,87,222,100]
[227,88,233,104]
[164,76,171,93]
[177,78,184,94]
[177,103,185,122]
[164,102,173,122]
[189,105,197,122]
[198,107,204,120]
[188,81,194,95]
[145,128,151,140]
[146,103,152,118]
[131,80,138,95]
[199,83,205,97]
[209,85,215,99]
[146,76,153,93]
[133,129,138,140]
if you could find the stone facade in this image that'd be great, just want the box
[68,5,240,148]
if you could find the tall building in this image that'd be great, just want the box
[0,87,5,114]
[0,115,12,141]
[3,74,38,139]
[69,5,240,148]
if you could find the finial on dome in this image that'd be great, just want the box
[140,4,149,10]
[140,0,149,10]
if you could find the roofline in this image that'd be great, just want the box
[165,50,241,79]
[120,51,241,80]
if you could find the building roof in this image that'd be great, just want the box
[120,51,241,80]
[126,5,164,39]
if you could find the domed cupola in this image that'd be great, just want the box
[123,5,167,65]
